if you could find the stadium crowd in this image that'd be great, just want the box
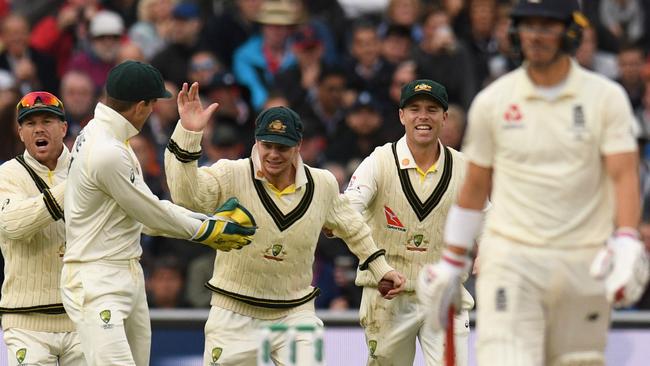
[1,0,650,311]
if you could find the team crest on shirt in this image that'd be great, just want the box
[503,104,524,128]
[15,348,26,364]
[384,206,406,232]
[571,105,589,140]
[406,234,428,252]
[368,340,378,359]
[263,244,286,261]
[209,347,223,365]
[100,309,114,329]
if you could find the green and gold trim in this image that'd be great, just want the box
[0,303,66,315]
[391,143,452,221]
[14,155,64,221]
[166,139,202,163]
[249,159,314,232]
[205,282,320,309]
[359,249,386,270]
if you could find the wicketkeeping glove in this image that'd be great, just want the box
[416,250,468,331]
[590,232,649,308]
[191,197,257,251]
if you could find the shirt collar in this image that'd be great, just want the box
[23,145,71,174]
[395,136,446,172]
[250,144,308,188]
[518,58,582,101]
[93,102,140,142]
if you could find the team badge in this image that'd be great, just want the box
[413,83,432,92]
[209,347,223,365]
[16,348,26,364]
[368,340,378,359]
[383,206,405,232]
[503,104,523,126]
[406,234,428,252]
[267,120,287,133]
[100,309,114,329]
[263,244,286,261]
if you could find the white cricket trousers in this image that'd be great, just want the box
[359,288,470,366]
[203,304,323,366]
[61,259,151,366]
[476,235,609,366]
[3,328,85,366]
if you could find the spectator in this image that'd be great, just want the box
[326,91,386,173]
[187,50,222,94]
[147,80,180,161]
[205,71,254,147]
[66,10,125,91]
[464,0,499,88]
[383,60,417,141]
[575,26,619,80]
[233,0,302,110]
[146,256,191,308]
[380,24,413,66]
[413,7,477,109]
[128,0,176,61]
[0,71,21,162]
[202,0,262,69]
[151,2,205,87]
[294,65,347,138]
[129,134,166,198]
[29,0,102,78]
[274,24,327,108]
[343,20,394,103]
[203,121,246,165]
[299,122,328,168]
[617,44,646,110]
[185,252,215,308]
[378,0,423,43]
[599,0,644,45]
[439,103,465,150]
[117,40,146,63]
[59,70,97,146]
[0,14,59,95]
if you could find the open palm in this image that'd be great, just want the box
[178,82,219,132]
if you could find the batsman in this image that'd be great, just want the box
[418,1,649,365]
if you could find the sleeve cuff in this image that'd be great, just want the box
[367,256,394,283]
[171,121,204,151]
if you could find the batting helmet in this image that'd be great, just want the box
[509,0,589,54]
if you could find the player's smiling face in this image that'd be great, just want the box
[18,112,67,169]
[399,96,446,147]
[256,140,301,180]
[518,17,565,67]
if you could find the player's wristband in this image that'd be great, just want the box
[440,249,467,276]
[443,204,484,250]
[614,227,640,239]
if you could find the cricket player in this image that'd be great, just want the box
[165,82,407,366]
[418,1,650,365]
[345,79,473,366]
[61,61,256,366]
[0,92,85,365]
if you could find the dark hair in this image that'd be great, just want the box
[318,65,347,83]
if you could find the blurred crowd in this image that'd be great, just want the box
[2,0,650,310]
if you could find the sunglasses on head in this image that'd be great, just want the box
[17,91,64,111]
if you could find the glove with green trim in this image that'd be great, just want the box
[191,197,257,251]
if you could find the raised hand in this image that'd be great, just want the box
[177,82,219,132]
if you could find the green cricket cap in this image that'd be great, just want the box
[106,60,172,102]
[399,79,448,110]
[254,106,303,147]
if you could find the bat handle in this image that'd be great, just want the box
[445,305,456,366]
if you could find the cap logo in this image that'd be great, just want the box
[267,120,287,133]
[414,83,432,92]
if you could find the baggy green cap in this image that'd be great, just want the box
[106,60,172,102]
[254,106,303,147]
[399,79,448,110]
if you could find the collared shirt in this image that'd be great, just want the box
[345,137,449,213]
[250,144,307,206]
[463,60,637,247]
[64,103,201,262]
